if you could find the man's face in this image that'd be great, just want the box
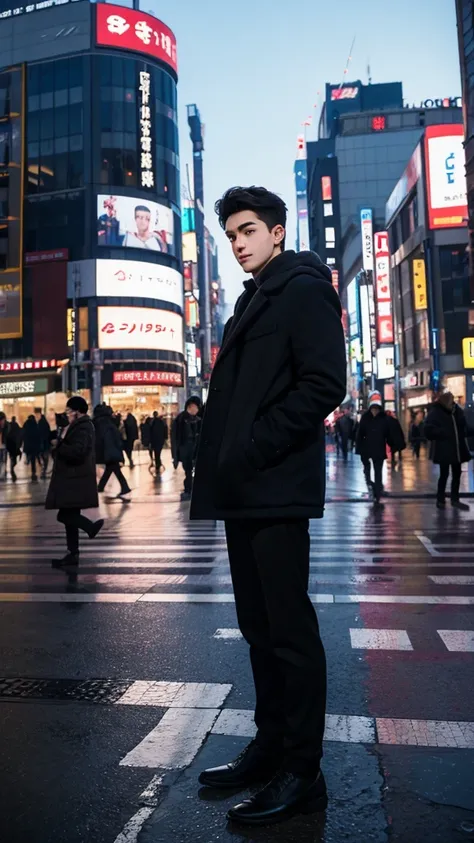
[65,407,80,424]
[135,211,151,236]
[370,406,381,416]
[187,404,200,417]
[225,210,284,276]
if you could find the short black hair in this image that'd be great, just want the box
[215,186,287,249]
[135,205,151,215]
[67,396,88,414]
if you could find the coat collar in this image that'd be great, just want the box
[216,287,270,364]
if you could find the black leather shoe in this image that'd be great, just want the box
[198,740,282,790]
[52,553,79,569]
[452,501,470,511]
[227,769,327,826]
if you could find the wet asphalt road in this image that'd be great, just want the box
[0,451,474,843]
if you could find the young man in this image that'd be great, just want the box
[123,205,166,251]
[191,186,346,826]
[46,396,104,567]
[355,390,391,507]
[172,397,202,500]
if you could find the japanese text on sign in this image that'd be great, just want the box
[96,4,178,74]
[138,71,154,189]
[113,370,183,385]
[374,231,394,345]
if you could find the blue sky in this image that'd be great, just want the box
[163,0,462,307]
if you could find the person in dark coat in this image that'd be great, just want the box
[335,410,354,461]
[35,408,52,479]
[140,416,153,464]
[93,405,131,497]
[0,412,8,481]
[123,410,139,468]
[356,391,392,506]
[193,187,346,826]
[150,411,168,475]
[5,415,22,481]
[22,415,42,481]
[386,412,406,468]
[409,415,422,459]
[46,396,103,566]
[424,392,471,510]
[172,397,202,499]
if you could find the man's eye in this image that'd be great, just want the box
[246,229,255,235]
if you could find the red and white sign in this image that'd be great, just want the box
[424,124,467,229]
[98,306,183,352]
[321,176,332,201]
[113,370,183,386]
[331,86,359,101]
[25,249,68,265]
[374,232,394,346]
[211,345,220,368]
[0,358,59,372]
[331,270,339,294]
[96,4,177,74]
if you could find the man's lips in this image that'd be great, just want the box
[239,255,251,263]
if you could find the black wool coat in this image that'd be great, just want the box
[190,250,346,520]
[356,410,392,462]
[94,412,124,465]
[45,415,99,510]
[424,402,471,465]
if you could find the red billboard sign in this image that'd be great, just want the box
[113,370,183,386]
[374,231,394,345]
[96,5,177,74]
[424,124,467,229]
[0,358,59,372]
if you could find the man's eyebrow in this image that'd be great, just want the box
[225,221,256,237]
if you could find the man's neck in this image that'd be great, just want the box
[253,249,283,283]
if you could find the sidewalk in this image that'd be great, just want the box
[1,444,474,507]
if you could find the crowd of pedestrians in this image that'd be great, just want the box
[0,408,53,482]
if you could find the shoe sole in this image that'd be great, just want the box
[198,772,272,790]
[227,793,328,826]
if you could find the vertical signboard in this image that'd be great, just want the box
[138,69,155,190]
[374,231,394,344]
[424,124,467,229]
[0,65,24,339]
[413,258,428,310]
[360,209,374,272]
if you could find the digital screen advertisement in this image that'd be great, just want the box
[96,259,183,310]
[97,195,175,254]
[98,306,183,352]
[424,125,468,229]
[96,4,177,73]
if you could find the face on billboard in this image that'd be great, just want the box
[425,126,467,229]
[97,195,175,254]
[98,306,183,352]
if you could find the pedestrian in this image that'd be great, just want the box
[22,414,41,481]
[93,405,132,498]
[140,415,152,463]
[124,409,138,468]
[150,410,168,476]
[0,412,8,481]
[409,415,422,459]
[35,407,51,479]
[335,409,354,461]
[191,186,346,825]
[356,390,392,507]
[171,397,202,501]
[46,396,104,567]
[7,415,22,481]
[425,391,471,510]
[386,412,406,468]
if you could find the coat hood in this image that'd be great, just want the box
[245,250,332,295]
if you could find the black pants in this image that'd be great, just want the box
[57,508,94,554]
[28,456,38,479]
[412,441,421,459]
[225,519,326,775]
[39,451,50,476]
[182,456,194,493]
[124,440,134,465]
[98,463,130,494]
[340,436,348,461]
[153,448,163,473]
[362,457,384,501]
[438,462,462,503]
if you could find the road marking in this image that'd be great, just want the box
[210,710,474,749]
[349,628,413,651]
[120,708,220,769]
[139,774,164,806]
[2,560,474,570]
[335,595,474,605]
[213,629,243,640]
[1,592,474,605]
[415,532,439,556]
[429,576,474,585]
[117,681,232,708]
[437,630,474,652]
[113,807,155,843]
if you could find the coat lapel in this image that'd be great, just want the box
[216,288,270,364]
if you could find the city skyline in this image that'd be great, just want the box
[168,0,462,306]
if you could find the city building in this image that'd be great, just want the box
[455,0,474,297]
[306,79,463,405]
[294,134,309,252]
[386,124,469,419]
[0,0,183,422]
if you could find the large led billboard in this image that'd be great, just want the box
[98,306,183,352]
[96,260,183,309]
[424,125,467,229]
[97,195,175,254]
[96,4,177,74]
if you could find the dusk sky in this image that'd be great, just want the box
[163,0,462,307]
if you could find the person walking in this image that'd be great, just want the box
[6,415,22,481]
[356,391,392,507]
[150,410,168,476]
[171,397,202,501]
[335,410,354,461]
[387,411,406,468]
[425,391,471,510]
[409,415,422,459]
[93,405,131,498]
[191,186,346,826]
[22,414,41,481]
[140,416,153,464]
[0,412,8,482]
[124,410,138,468]
[46,396,104,567]
[35,408,52,479]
